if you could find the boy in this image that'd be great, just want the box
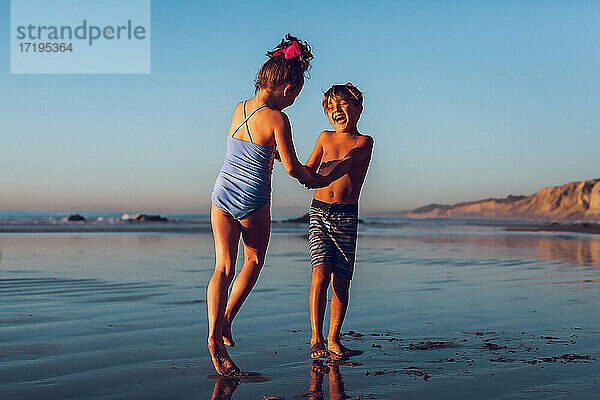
[305,83,373,359]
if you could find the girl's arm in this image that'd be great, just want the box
[273,112,314,185]
[305,132,324,174]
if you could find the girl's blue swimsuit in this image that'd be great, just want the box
[211,101,274,220]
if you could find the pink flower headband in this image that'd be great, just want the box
[271,41,302,59]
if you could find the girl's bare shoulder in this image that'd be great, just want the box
[231,102,288,127]
[260,107,290,129]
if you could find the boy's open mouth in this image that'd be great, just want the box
[333,113,346,124]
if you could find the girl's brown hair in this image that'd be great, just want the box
[255,34,313,92]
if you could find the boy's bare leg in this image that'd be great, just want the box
[327,274,359,357]
[207,205,241,375]
[309,264,331,358]
[222,203,270,346]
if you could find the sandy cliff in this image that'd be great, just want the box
[408,179,600,221]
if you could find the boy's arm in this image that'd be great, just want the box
[304,132,325,174]
[306,135,373,188]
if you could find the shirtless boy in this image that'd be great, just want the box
[305,83,373,359]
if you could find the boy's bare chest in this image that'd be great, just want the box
[321,136,358,163]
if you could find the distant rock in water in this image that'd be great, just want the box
[67,214,86,222]
[120,213,168,222]
[136,214,168,222]
[280,213,310,223]
[407,178,600,222]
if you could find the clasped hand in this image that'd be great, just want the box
[304,172,329,189]
[272,150,328,189]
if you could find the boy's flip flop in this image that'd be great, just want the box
[310,342,329,359]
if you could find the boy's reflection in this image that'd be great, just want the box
[307,360,348,400]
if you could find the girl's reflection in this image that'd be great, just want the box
[210,377,240,400]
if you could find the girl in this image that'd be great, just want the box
[207,34,324,376]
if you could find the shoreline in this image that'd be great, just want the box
[505,222,600,235]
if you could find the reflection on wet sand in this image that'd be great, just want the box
[305,360,348,400]
[210,377,240,400]
[403,233,600,267]
[535,237,600,266]
[208,361,348,400]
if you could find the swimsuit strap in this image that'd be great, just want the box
[243,101,251,142]
[231,101,269,143]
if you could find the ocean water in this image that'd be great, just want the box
[0,211,212,233]
[0,216,599,399]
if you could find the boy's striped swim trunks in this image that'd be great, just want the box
[308,199,359,280]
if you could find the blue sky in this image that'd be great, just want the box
[1,1,598,215]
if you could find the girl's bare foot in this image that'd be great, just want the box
[208,341,241,376]
[222,322,235,347]
[327,339,363,360]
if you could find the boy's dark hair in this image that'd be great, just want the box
[322,83,363,112]
[255,34,313,92]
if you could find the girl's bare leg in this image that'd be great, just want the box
[207,205,241,375]
[222,203,271,342]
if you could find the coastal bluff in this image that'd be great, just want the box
[407,178,600,222]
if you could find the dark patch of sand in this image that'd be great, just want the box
[409,341,458,350]
[165,299,206,305]
[208,372,270,382]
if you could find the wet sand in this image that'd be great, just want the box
[1,227,599,399]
